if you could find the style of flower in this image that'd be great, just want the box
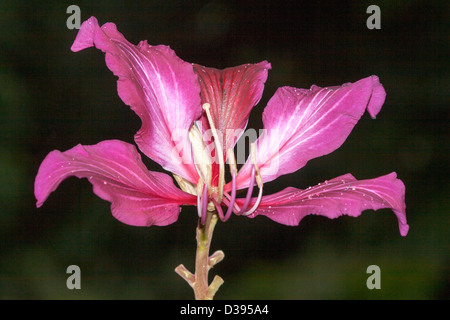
[34,17,408,300]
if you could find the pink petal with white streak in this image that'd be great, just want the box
[232,76,386,190]
[238,173,408,236]
[35,140,196,227]
[72,17,202,183]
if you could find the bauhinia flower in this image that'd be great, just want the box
[35,17,408,300]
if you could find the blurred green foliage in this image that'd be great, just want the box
[0,0,448,299]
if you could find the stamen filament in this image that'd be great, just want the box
[222,149,237,221]
[222,192,241,213]
[242,142,264,216]
[242,185,263,216]
[237,165,255,215]
[203,103,225,203]
[212,198,225,221]
[223,171,236,221]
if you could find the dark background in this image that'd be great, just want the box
[0,0,448,299]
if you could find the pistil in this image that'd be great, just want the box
[202,103,225,203]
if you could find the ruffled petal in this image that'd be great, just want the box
[34,140,196,227]
[193,61,271,155]
[233,76,386,190]
[239,173,408,236]
[72,17,202,183]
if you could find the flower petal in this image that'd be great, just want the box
[71,17,202,183]
[35,140,196,227]
[193,61,271,154]
[239,173,408,236]
[233,76,386,190]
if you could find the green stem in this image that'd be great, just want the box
[175,211,224,300]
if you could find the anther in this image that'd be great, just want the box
[250,142,263,188]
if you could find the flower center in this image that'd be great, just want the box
[191,103,264,224]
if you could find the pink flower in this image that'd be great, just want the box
[35,17,408,236]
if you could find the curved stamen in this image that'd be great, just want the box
[222,149,237,222]
[222,192,241,213]
[223,171,236,221]
[200,183,208,225]
[241,142,264,216]
[237,165,255,215]
[242,185,263,216]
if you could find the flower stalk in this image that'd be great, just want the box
[175,211,224,300]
